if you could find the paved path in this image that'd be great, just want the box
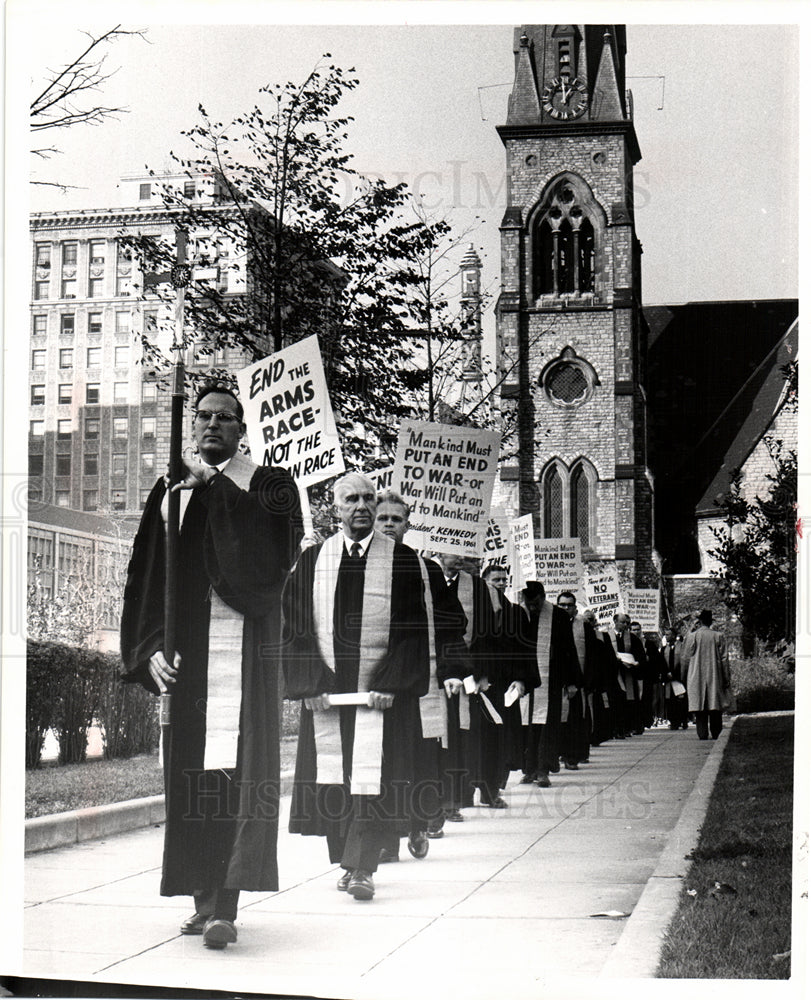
[21,724,722,997]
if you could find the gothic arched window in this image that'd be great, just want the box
[543,464,564,538]
[570,461,592,546]
[531,175,601,298]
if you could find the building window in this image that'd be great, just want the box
[540,346,599,409]
[88,312,102,335]
[84,453,99,476]
[89,240,106,265]
[87,347,102,368]
[184,180,196,199]
[31,384,46,405]
[83,490,98,511]
[58,383,72,404]
[115,312,131,335]
[59,348,73,368]
[61,278,77,299]
[139,183,151,200]
[29,454,44,476]
[55,490,71,508]
[30,420,45,437]
[85,416,100,438]
[60,315,74,336]
[144,311,158,335]
[88,276,104,298]
[540,457,597,546]
[113,418,128,439]
[111,490,127,510]
[86,384,100,406]
[116,273,131,296]
[57,419,72,439]
[31,349,46,370]
[34,280,50,300]
[35,244,51,268]
[141,380,158,401]
[56,454,71,475]
[62,242,78,266]
[141,452,155,474]
[32,315,47,336]
[112,452,127,476]
[142,416,156,438]
[531,175,599,298]
[114,345,130,367]
[113,381,128,402]
[542,464,565,539]
[140,489,152,509]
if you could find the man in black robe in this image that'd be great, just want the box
[556,592,593,765]
[662,625,688,729]
[437,554,528,810]
[604,613,647,736]
[518,582,580,787]
[120,383,302,949]
[282,474,429,902]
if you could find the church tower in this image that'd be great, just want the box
[496,24,655,586]
[457,244,483,416]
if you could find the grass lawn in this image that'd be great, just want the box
[26,738,301,819]
[657,713,794,979]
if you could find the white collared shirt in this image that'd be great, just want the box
[203,457,231,474]
[342,530,374,557]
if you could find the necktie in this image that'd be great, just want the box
[618,633,625,652]
[350,542,361,560]
[669,647,674,669]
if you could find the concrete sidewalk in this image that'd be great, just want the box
[21,723,725,998]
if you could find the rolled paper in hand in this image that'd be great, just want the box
[324,692,375,707]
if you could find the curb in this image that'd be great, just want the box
[599,710,793,978]
[25,771,296,854]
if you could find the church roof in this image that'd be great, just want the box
[644,298,798,568]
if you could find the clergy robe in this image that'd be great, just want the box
[662,638,688,728]
[518,601,580,776]
[452,572,528,804]
[120,455,302,895]
[282,531,430,857]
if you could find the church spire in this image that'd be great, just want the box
[591,27,626,120]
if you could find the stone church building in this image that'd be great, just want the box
[492,24,797,623]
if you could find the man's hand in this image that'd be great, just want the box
[477,677,491,693]
[368,691,394,711]
[149,650,180,693]
[566,684,579,699]
[169,458,217,492]
[444,678,463,697]
[506,680,526,700]
[304,694,332,712]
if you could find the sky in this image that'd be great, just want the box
[18,8,800,331]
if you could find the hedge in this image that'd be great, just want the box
[26,640,159,768]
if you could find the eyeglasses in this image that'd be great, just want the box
[194,410,241,424]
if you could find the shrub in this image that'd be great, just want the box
[26,641,65,768]
[96,657,160,759]
[730,656,795,714]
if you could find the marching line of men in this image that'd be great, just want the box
[121,383,725,950]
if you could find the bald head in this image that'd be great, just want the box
[334,473,377,541]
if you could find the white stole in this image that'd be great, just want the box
[311,531,393,795]
[417,557,447,745]
[161,451,255,770]
[531,600,554,724]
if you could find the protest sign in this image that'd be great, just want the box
[582,564,625,627]
[484,507,511,571]
[367,466,394,493]
[236,335,345,489]
[534,538,583,602]
[391,420,500,557]
[510,515,535,591]
[627,589,661,632]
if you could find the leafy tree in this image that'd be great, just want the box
[30,25,147,189]
[120,58,476,468]
[709,438,797,657]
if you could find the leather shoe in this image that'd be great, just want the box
[378,847,400,863]
[203,918,237,950]
[444,808,464,823]
[426,827,444,839]
[348,869,375,901]
[484,796,508,809]
[180,912,210,936]
[535,774,551,788]
[407,831,430,859]
[519,773,536,784]
[337,869,352,891]
[563,762,579,771]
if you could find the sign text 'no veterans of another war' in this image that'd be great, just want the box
[391,420,500,557]
[236,335,345,489]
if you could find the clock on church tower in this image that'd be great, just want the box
[494,24,656,589]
